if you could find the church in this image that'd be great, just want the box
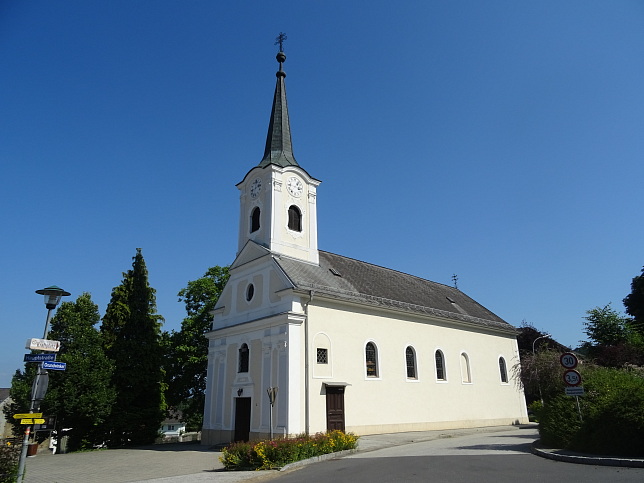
[202,46,529,445]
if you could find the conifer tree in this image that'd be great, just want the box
[101,248,165,446]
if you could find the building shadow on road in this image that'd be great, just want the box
[454,442,534,454]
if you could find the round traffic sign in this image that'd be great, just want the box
[560,352,578,369]
[563,369,582,386]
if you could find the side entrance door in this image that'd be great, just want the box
[234,397,251,442]
[325,386,345,432]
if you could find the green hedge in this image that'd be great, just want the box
[220,430,359,470]
[539,366,644,457]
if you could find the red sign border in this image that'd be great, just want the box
[560,352,578,369]
[563,369,582,386]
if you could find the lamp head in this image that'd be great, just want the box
[35,285,71,309]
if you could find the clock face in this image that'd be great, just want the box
[287,177,303,197]
[250,178,262,198]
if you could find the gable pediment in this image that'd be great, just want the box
[231,240,272,270]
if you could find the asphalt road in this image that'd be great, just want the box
[274,427,644,483]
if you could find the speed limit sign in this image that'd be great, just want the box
[560,352,578,369]
[563,369,582,386]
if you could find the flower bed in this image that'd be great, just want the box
[220,430,359,470]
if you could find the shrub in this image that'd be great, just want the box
[0,442,20,483]
[538,365,644,456]
[527,400,543,422]
[220,430,359,470]
[572,367,644,456]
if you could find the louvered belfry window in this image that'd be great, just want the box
[250,207,260,233]
[287,205,302,232]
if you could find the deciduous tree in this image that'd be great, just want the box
[163,266,229,431]
[583,304,632,346]
[44,293,115,450]
[624,266,644,336]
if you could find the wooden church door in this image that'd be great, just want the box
[325,386,345,432]
[234,397,251,442]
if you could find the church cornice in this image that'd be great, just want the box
[290,283,518,336]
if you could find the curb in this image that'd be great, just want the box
[531,440,644,468]
[278,449,358,472]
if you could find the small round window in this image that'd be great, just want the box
[246,283,255,301]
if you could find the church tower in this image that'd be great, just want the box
[236,45,320,265]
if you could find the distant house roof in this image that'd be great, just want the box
[0,389,10,403]
[275,250,516,334]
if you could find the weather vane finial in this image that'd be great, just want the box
[275,32,287,52]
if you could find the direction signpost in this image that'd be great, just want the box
[24,353,57,362]
[20,419,46,425]
[13,413,43,420]
[42,361,66,371]
[25,338,61,352]
[16,285,70,482]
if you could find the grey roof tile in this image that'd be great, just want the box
[275,251,515,333]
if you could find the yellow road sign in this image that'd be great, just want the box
[13,413,42,419]
[34,419,45,424]
[20,419,33,425]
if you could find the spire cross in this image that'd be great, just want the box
[275,32,287,52]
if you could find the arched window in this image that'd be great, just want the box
[250,207,260,233]
[365,342,378,377]
[405,346,417,379]
[435,350,446,381]
[287,205,302,232]
[238,343,249,373]
[499,356,508,383]
[461,352,471,383]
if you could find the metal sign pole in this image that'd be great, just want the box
[17,306,54,481]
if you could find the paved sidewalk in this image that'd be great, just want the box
[25,424,640,483]
[22,426,532,483]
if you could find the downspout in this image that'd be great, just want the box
[303,290,314,435]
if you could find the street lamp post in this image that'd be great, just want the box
[16,286,70,481]
[532,333,551,405]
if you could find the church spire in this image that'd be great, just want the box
[258,33,298,168]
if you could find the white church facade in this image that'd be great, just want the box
[202,48,528,445]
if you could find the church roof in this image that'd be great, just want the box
[275,251,516,333]
[258,51,298,169]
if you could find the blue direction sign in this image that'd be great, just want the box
[42,361,66,371]
[24,353,57,362]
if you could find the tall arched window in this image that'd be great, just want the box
[435,350,446,381]
[461,352,471,383]
[287,205,302,232]
[405,346,417,379]
[238,343,249,373]
[365,342,378,377]
[499,356,508,383]
[250,207,260,233]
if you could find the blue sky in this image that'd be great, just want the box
[2,1,643,387]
